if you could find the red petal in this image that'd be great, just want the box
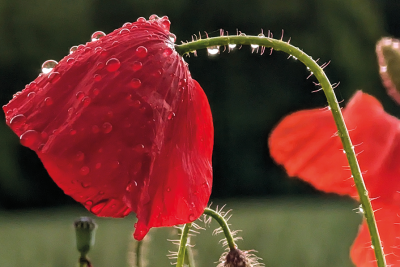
[351,202,400,267]
[269,91,400,200]
[3,16,213,240]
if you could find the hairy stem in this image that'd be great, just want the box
[176,36,386,267]
[204,207,236,250]
[176,223,192,267]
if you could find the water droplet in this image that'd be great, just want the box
[167,112,175,120]
[112,41,119,47]
[102,122,112,133]
[82,96,91,107]
[94,74,102,82]
[66,58,75,65]
[27,92,36,98]
[251,44,259,49]
[161,19,171,31]
[131,61,142,71]
[119,28,130,35]
[69,46,78,54]
[380,66,387,72]
[163,47,173,57]
[188,214,196,221]
[105,58,121,72]
[48,72,61,84]
[95,162,102,169]
[20,130,40,149]
[228,44,236,49]
[76,91,85,100]
[123,22,132,27]
[207,46,220,55]
[90,200,108,214]
[44,97,53,106]
[135,46,148,58]
[85,200,93,206]
[168,33,176,43]
[68,107,74,115]
[149,14,160,20]
[41,60,58,74]
[258,33,265,38]
[239,33,246,36]
[136,17,146,23]
[10,114,27,129]
[92,125,99,133]
[129,78,142,89]
[80,166,90,176]
[96,62,104,70]
[91,31,106,41]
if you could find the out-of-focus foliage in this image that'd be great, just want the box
[0,0,392,208]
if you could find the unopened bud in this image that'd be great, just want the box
[74,217,97,257]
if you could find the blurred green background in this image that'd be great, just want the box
[0,0,398,266]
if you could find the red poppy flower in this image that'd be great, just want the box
[269,91,400,266]
[3,15,214,241]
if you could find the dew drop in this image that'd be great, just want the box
[91,31,106,41]
[149,14,160,20]
[258,33,265,38]
[20,130,40,149]
[10,114,27,129]
[102,122,113,133]
[119,28,130,35]
[41,60,58,74]
[163,47,173,57]
[251,44,259,49]
[136,17,146,23]
[380,66,387,72]
[82,96,91,107]
[188,214,196,221]
[129,78,142,89]
[66,58,75,65]
[85,200,93,206]
[161,19,171,31]
[48,72,61,83]
[105,58,121,72]
[80,166,90,176]
[92,88,100,96]
[69,46,78,54]
[44,97,53,106]
[96,62,104,70]
[27,92,36,98]
[207,46,220,55]
[168,33,176,43]
[239,33,246,36]
[95,162,102,169]
[76,91,85,100]
[228,44,236,49]
[92,125,100,133]
[123,22,132,27]
[131,61,142,71]
[135,46,148,58]
[94,74,102,82]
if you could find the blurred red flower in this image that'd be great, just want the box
[269,91,400,266]
[3,15,214,241]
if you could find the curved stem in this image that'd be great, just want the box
[204,207,236,250]
[177,36,386,267]
[176,223,192,267]
[136,240,143,267]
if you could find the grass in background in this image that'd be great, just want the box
[0,198,360,267]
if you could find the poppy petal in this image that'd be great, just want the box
[3,16,213,240]
[269,91,400,199]
[351,202,400,267]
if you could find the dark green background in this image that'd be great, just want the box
[0,0,398,209]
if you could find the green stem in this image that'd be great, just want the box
[203,207,236,250]
[185,242,196,267]
[176,36,386,267]
[136,240,143,267]
[176,223,192,267]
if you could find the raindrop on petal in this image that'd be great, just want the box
[135,46,148,58]
[168,33,176,43]
[20,130,40,149]
[102,122,113,133]
[44,97,53,106]
[149,14,160,20]
[105,58,121,72]
[119,28,130,35]
[41,60,58,74]
[80,166,90,176]
[131,61,142,71]
[91,31,106,41]
[10,114,27,129]
[69,46,78,54]
[94,74,102,81]
[136,17,146,23]
[129,78,142,89]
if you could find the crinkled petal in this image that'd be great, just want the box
[3,17,213,240]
